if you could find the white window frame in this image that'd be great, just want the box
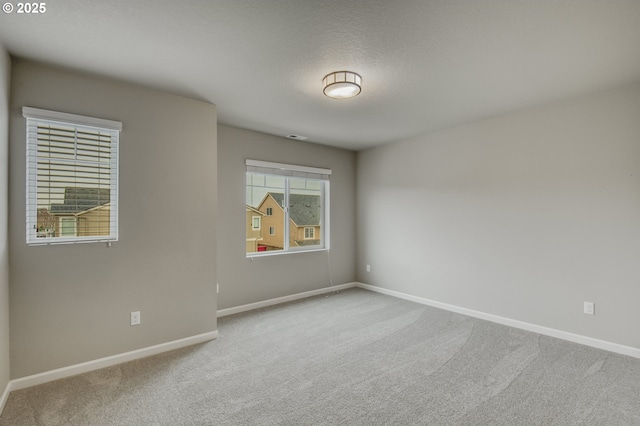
[266,207,273,216]
[23,107,121,245]
[59,217,77,237]
[269,226,276,236]
[246,159,330,257]
[304,227,315,240]
[252,216,261,230]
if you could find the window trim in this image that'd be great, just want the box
[252,216,261,230]
[246,159,330,178]
[23,107,121,246]
[59,217,77,237]
[304,227,315,240]
[246,159,330,257]
[22,107,122,131]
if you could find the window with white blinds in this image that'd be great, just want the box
[23,107,121,245]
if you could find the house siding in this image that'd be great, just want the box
[245,207,263,252]
[257,195,285,250]
[77,205,111,237]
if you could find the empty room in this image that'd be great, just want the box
[1,1,640,424]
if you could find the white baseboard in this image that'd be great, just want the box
[6,281,635,416]
[0,380,10,417]
[3,283,357,408]
[217,282,357,318]
[356,282,640,359]
[7,331,218,393]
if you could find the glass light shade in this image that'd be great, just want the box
[323,71,362,99]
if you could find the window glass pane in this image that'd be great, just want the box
[60,217,76,236]
[245,166,327,256]
[246,172,285,253]
[265,175,283,188]
[289,178,322,249]
[304,227,315,239]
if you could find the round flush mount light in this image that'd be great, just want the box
[322,71,362,99]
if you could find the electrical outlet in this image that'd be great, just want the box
[583,302,595,315]
[366,264,371,272]
[131,311,141,326]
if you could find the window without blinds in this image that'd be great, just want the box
[245,159,330,256]
[23,107,121,245]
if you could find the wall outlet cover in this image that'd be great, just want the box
[131,311,141,325]
[583,302,595,315]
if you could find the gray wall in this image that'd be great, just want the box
[9,59,218,378]
[0,46,10,395]
[357,83,640,349]
[217,125,356,310]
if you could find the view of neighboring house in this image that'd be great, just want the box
[245,206,265,252]
[39,187,111,238]
[246,192,321,253]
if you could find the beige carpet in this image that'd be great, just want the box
[2,288,640,425]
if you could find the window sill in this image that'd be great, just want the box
[246,248,328,259]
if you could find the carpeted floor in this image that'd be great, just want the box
[2,287,640,425]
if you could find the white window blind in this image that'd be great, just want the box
[245,159,331,180]
[23,107,121,245]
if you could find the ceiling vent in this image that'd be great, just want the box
[286,134,307,141]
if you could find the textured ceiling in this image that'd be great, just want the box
[1,1,640,150]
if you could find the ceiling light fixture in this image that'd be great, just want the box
[322,71,362,99]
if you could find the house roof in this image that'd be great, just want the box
[267,193,321,226]
[246,205,265,216]
[50,187,110,214]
